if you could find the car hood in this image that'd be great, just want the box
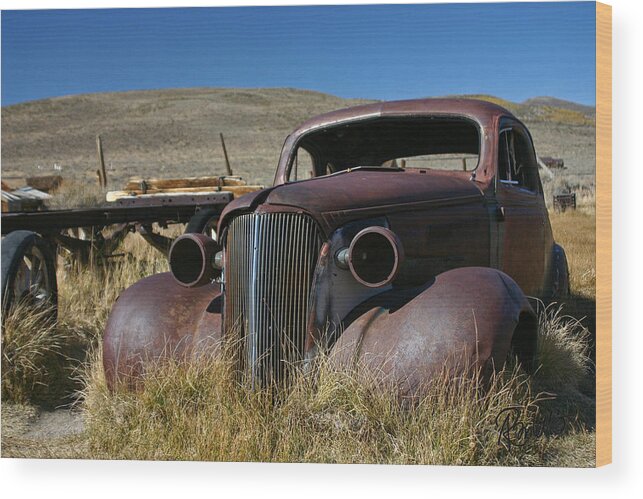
[269,167,481,208]
[220,168,485,235]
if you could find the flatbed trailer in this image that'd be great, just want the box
[1,192,231,235]
[1,191,233,319]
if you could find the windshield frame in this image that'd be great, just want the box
[283,114,484,183]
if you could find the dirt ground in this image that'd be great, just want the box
[1,403,85,458]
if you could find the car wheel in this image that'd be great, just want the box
[185,208,219,240]
[1,230,58,320]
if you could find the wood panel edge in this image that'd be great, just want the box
[595,0,612,467]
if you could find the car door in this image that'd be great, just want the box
[494,121,547,296]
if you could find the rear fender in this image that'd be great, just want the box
[103,272,222,389]
[330,267,536,397]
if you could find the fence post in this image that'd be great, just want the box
[220,133,233,176]
[96,135,107,188]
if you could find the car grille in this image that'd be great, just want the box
[224,212,323,387]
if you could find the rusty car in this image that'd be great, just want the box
[103,98,570,395]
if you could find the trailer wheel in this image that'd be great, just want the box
[185,208,219,240]
[1,231,58,319]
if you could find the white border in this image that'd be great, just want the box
[1,0,641,496]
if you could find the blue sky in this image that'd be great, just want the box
[1,2,596,106]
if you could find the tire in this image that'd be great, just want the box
[550,243,571,299]
[1,230,58,320]
[185,208,219,240]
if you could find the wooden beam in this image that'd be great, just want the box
[106,185,264,202]
[124,175,246,191]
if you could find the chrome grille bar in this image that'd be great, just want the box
[224,212,323,387]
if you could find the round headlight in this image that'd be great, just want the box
[346,227,404,288]
[169,233,221,287]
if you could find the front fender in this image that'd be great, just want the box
[330,267,536,396]
[103,272,222,389]
[305,217,391,351]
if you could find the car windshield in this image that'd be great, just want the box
[288,116,480,181]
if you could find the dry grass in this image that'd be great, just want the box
[535,304,592,393]
[549,209,596,299]
[56,232,170,342]
[1,304,596,467]
[75,293,594,466]
[46,178,106,209]
[542,174,596,212]
[1,304,68,404]
[82,351,550,465]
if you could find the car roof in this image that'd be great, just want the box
[289,98,515,137]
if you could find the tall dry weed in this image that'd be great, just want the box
[1,303,71,404]
[534,303,592,392]
[47,178,106,209]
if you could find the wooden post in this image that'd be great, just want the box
[220,133,233,176]
[462,158,467,171]
[96,135,107,188]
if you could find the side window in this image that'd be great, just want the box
[512,130,539,192]
[290,147,314,181]
[498,129,514,183]
[497,128,538,193]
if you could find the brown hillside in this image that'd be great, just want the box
[1,88,594,188]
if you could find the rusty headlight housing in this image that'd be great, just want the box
[335,226,404,288]
[169,233,221,287]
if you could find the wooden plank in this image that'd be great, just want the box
[106,185,264,202]
[124,175,246,191]
[595,1,612,467]
[116,185,262,196]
